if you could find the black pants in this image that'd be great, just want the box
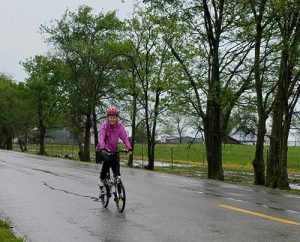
[96,150,120,180]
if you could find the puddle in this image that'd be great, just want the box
[290,184,300,190]
[121,159,194,168]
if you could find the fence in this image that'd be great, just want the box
[13,142,300,170]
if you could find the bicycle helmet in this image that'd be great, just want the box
[107,107,119,117]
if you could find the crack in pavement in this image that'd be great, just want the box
[32,168,59,176]
[43,182,99,201]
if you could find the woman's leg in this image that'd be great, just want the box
[97,150,112,180]
[111,153,121,177]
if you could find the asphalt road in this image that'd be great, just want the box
[0,150,300,242]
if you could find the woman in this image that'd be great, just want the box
[96,107,132,192]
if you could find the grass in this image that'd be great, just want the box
[15,143,300,170]
[132,143,300,170]
[14,143,300,190]
[0,220,24,242]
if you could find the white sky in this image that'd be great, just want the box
[0,0,134,82]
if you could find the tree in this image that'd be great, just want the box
[146,0,253,180]
[246,0,276,185]
[123,9,172,170]
[135,120,148,144]
[159,110,190,144]
[41,6,123,161]
[235,0,279,186]
[0,74,17,149]
[13,82,36,152]
[161,121,176,136]
[0,74,35,150]
[22,55,68,155]
[266,0,300,189]
[109,42,143,167]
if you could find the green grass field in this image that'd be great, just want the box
[18,143,300,171]
[0,220,24,242]
[133,143,300,170]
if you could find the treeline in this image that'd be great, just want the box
[1,1,300,190]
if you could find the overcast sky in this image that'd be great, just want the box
[0,0,134,82]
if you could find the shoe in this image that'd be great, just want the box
[99,185,105,199]
[98,178,104,187]
[100,187,105,195]
[114,176,121,183]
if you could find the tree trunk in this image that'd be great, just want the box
[201,0,225,181]
[146,123,156,170]
[145,113,155,170]
[251,0,267,186]
[178,126,182,144]
[92,106,100,163]
[252,118,266,185]
[147,141,155,170]
[77,131,84,161]
[38,119,46,155]
[83,112,91,162]
[204,27,224,180]
[266,96,289,189]
[205,102,224,180]
[18,137,25,152]
[5,136,13,150]
[266,48,290,189]
[78,142,84,161]
[146,90,160,170]
[266,0,300,190]
[128,95,137,168]
[24,132,28,152]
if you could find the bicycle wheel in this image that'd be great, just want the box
[100,185,110,208]
[115,182,126,213]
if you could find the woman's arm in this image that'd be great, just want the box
[97,122,107,151]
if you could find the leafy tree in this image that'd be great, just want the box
[0,74,35,150]
[135,120,148,144]
[108,42,143,167]
[229,106,258,141]
[236,0,278,185]
[122,9,173,170]
[22,55,68,155]
[266,0,300,189]
[41,6,123,161]
[13,82,36,152]
[0,74,16,149]
[146,0,253,180]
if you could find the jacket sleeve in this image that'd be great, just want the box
[119,124,132,150]
[97,123,106,151]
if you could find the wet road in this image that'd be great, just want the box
[0,150,300,242]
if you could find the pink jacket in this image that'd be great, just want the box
[96,120,132,152]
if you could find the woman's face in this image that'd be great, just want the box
[108,115,118,125]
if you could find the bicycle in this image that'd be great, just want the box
[98,150,127,213]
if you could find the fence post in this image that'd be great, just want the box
[142,145,144,168]
[171,147,174,172]
[72,144,74,159]
[203,146,205,166]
